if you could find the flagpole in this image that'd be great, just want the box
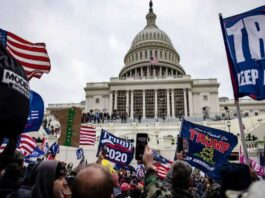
[235,99,249,165]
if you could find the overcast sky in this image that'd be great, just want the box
[1,0,264,107]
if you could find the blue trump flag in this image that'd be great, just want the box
[179,119,238,179]
[24,147,45,163]
[97,129,134,165]
[24,90,44,132]
[220,6,265,100]
[49,142,60,155]
[76,148,84,160]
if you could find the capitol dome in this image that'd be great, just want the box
[119,0,185,78]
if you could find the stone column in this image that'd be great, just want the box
[109,91,113,114]
[147,67,150,77]
[188,89,193,117]
[126,90,129,115]
[171,89,175,118]
[141,67,143,78]
[114,90,118,110]
[130,90,134,119]
[166,67,168,77]
[167,89,170,118]
[183,89,187,117]
[143,90,146,118]
[159,67,162,77]
[155,89,158,118]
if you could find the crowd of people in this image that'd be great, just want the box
[0,146,264,198]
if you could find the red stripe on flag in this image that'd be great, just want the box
[7,45,50,62]
[19,133,37,156]
[79,125,96,146]
[7,38,48,53]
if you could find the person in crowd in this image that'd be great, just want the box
[219,163,252,198]
[0,152,24,197]
[170,160,193,197]
[6,161,37,198]
[72,163,114,198]
[142,145,172,198]
[30,160,71,198]
[113,172,123,198]
[120,182,131,198]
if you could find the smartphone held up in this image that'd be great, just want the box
[135,133,148,161]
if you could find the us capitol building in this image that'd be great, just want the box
[47,1,265,164]
[85,2,219,120]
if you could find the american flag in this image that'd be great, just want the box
[0,28,51,80]
[0,133,37,156]
[153,162,170,179]
[18,133,37,156]
[150,56,158,65]
[79,125,96,146]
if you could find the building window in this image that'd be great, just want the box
[136,53,138,60]
[245,112,249,117]
[117,91,126,115]
[145,51,147,59]
[95,98,100,104]
[140,52,142,59]
[174,89,184,118]
[165,52,167,59]
[155,51,157,58]
[160,51,162,58]
[255,112,259,116]
[146,90,155,118]
[203,95,208,101]
[150,50,152,58]
[157,89,167,118]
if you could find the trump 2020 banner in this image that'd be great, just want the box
[97,129,134,165]
[220,6,265,100]
[180,119,238,178]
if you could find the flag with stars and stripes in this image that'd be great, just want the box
[0,133,37,156]
[79,125,96,146]
[0,28,51,80]
[18,133,37,156]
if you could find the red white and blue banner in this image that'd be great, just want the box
[220,6,265,100]
[97,129,134,165]
[179,119,238,178]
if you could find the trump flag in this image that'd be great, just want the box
[179,119,238,179]
[220,6,265,100]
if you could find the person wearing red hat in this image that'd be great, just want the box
[121,182,131,198]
